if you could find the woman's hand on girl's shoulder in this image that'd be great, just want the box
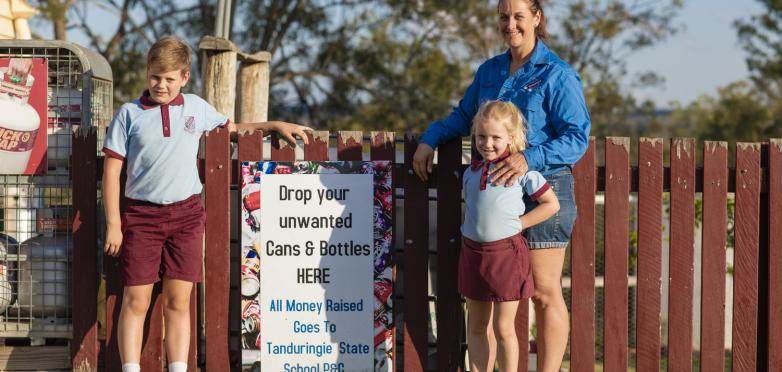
[488,152,528,187]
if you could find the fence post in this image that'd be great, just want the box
[636,138,664,372]
[603,137,630,371]
[71,126,98,372]
[768,139,782,371]
[435,139,463,371]
[304,131,329,161]
[571,137,596,372]
[200,36,238,122]
[667,138,696,371]
[699,141,729,371]
[403,135,429,372]
[236,51,271,124]
[200,35,237,372]
[733,142,761,372]
[232,50,269,369]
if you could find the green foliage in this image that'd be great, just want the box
[735,0,782,94]
[671,81,776,141]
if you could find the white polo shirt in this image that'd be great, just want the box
[462,164,550,242]
[102,91,229,204]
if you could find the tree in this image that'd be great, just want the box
[30,0,209,104]
[545,0,684,137]
[30,0,684,133]
[669,82,770,140]
[32,0,75,40]
[229,0,496,130]
[735,0,782,94]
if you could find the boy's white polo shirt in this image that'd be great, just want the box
[102,91,229,205]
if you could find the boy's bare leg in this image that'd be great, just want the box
[466,299,495,372]
[162,277,194,363]
[119,284,154,363]
[493,300,520,372]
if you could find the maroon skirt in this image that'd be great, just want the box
[458,233,535,302]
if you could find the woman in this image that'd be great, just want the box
[412,1,590,371]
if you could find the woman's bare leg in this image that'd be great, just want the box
[530,248,568,372]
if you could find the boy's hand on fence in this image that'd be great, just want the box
[104,225,123,257]
[272,121,312,146]
[488,152,528,187]
[412,143,434,182]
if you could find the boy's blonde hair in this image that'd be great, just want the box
[147,36,192,75]
[471,100,528,153]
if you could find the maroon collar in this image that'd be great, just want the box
[139,90,184,110]
[471,150,511,190]
[470,150,511,170]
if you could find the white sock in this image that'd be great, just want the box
[168,361,188,372]
[121,363,140,372]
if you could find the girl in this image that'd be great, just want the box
[460,100,559,372]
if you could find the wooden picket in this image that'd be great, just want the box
[635,138,664,372]
[435,140,464,371]
[769,139,782,371]
[602,137,629,371]
[204,127,232,371]
[71,127,99,371]
[733,143,761,372]
[699,141,728,371]
[402,135,429,372]
[570,138,596,372]
[667,138,696,371]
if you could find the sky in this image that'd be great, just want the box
[31,0,765,110]
[625,0,764,108]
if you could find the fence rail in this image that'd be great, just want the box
[69,133,782,371]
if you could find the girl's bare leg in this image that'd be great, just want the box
[493,300,521,371]
[466,299,495,372]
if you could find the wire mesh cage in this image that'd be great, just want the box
[0,40,111,343]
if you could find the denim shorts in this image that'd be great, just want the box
[523,170,577,249]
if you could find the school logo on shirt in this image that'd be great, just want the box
[184,116,196,134]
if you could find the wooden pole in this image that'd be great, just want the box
[237,51,271,123]
[199,36,238,122]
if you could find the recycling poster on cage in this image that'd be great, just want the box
[240,161,393,371]
[0,58,48,175]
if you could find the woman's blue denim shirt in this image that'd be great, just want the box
[420,40,591,176]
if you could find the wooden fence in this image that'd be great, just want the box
[70,132,782,371]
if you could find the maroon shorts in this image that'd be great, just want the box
[121,194,204,286]
[458,233,535,302]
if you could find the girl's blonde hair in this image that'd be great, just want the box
[471,100,528,153]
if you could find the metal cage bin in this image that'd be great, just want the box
[0,40,111,344]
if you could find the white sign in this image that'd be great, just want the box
[259,174,374,372]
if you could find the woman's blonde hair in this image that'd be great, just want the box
[472,100,528,153]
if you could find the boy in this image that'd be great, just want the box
[101,36,310,372]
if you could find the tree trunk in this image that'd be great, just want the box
[53,18,66,40]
